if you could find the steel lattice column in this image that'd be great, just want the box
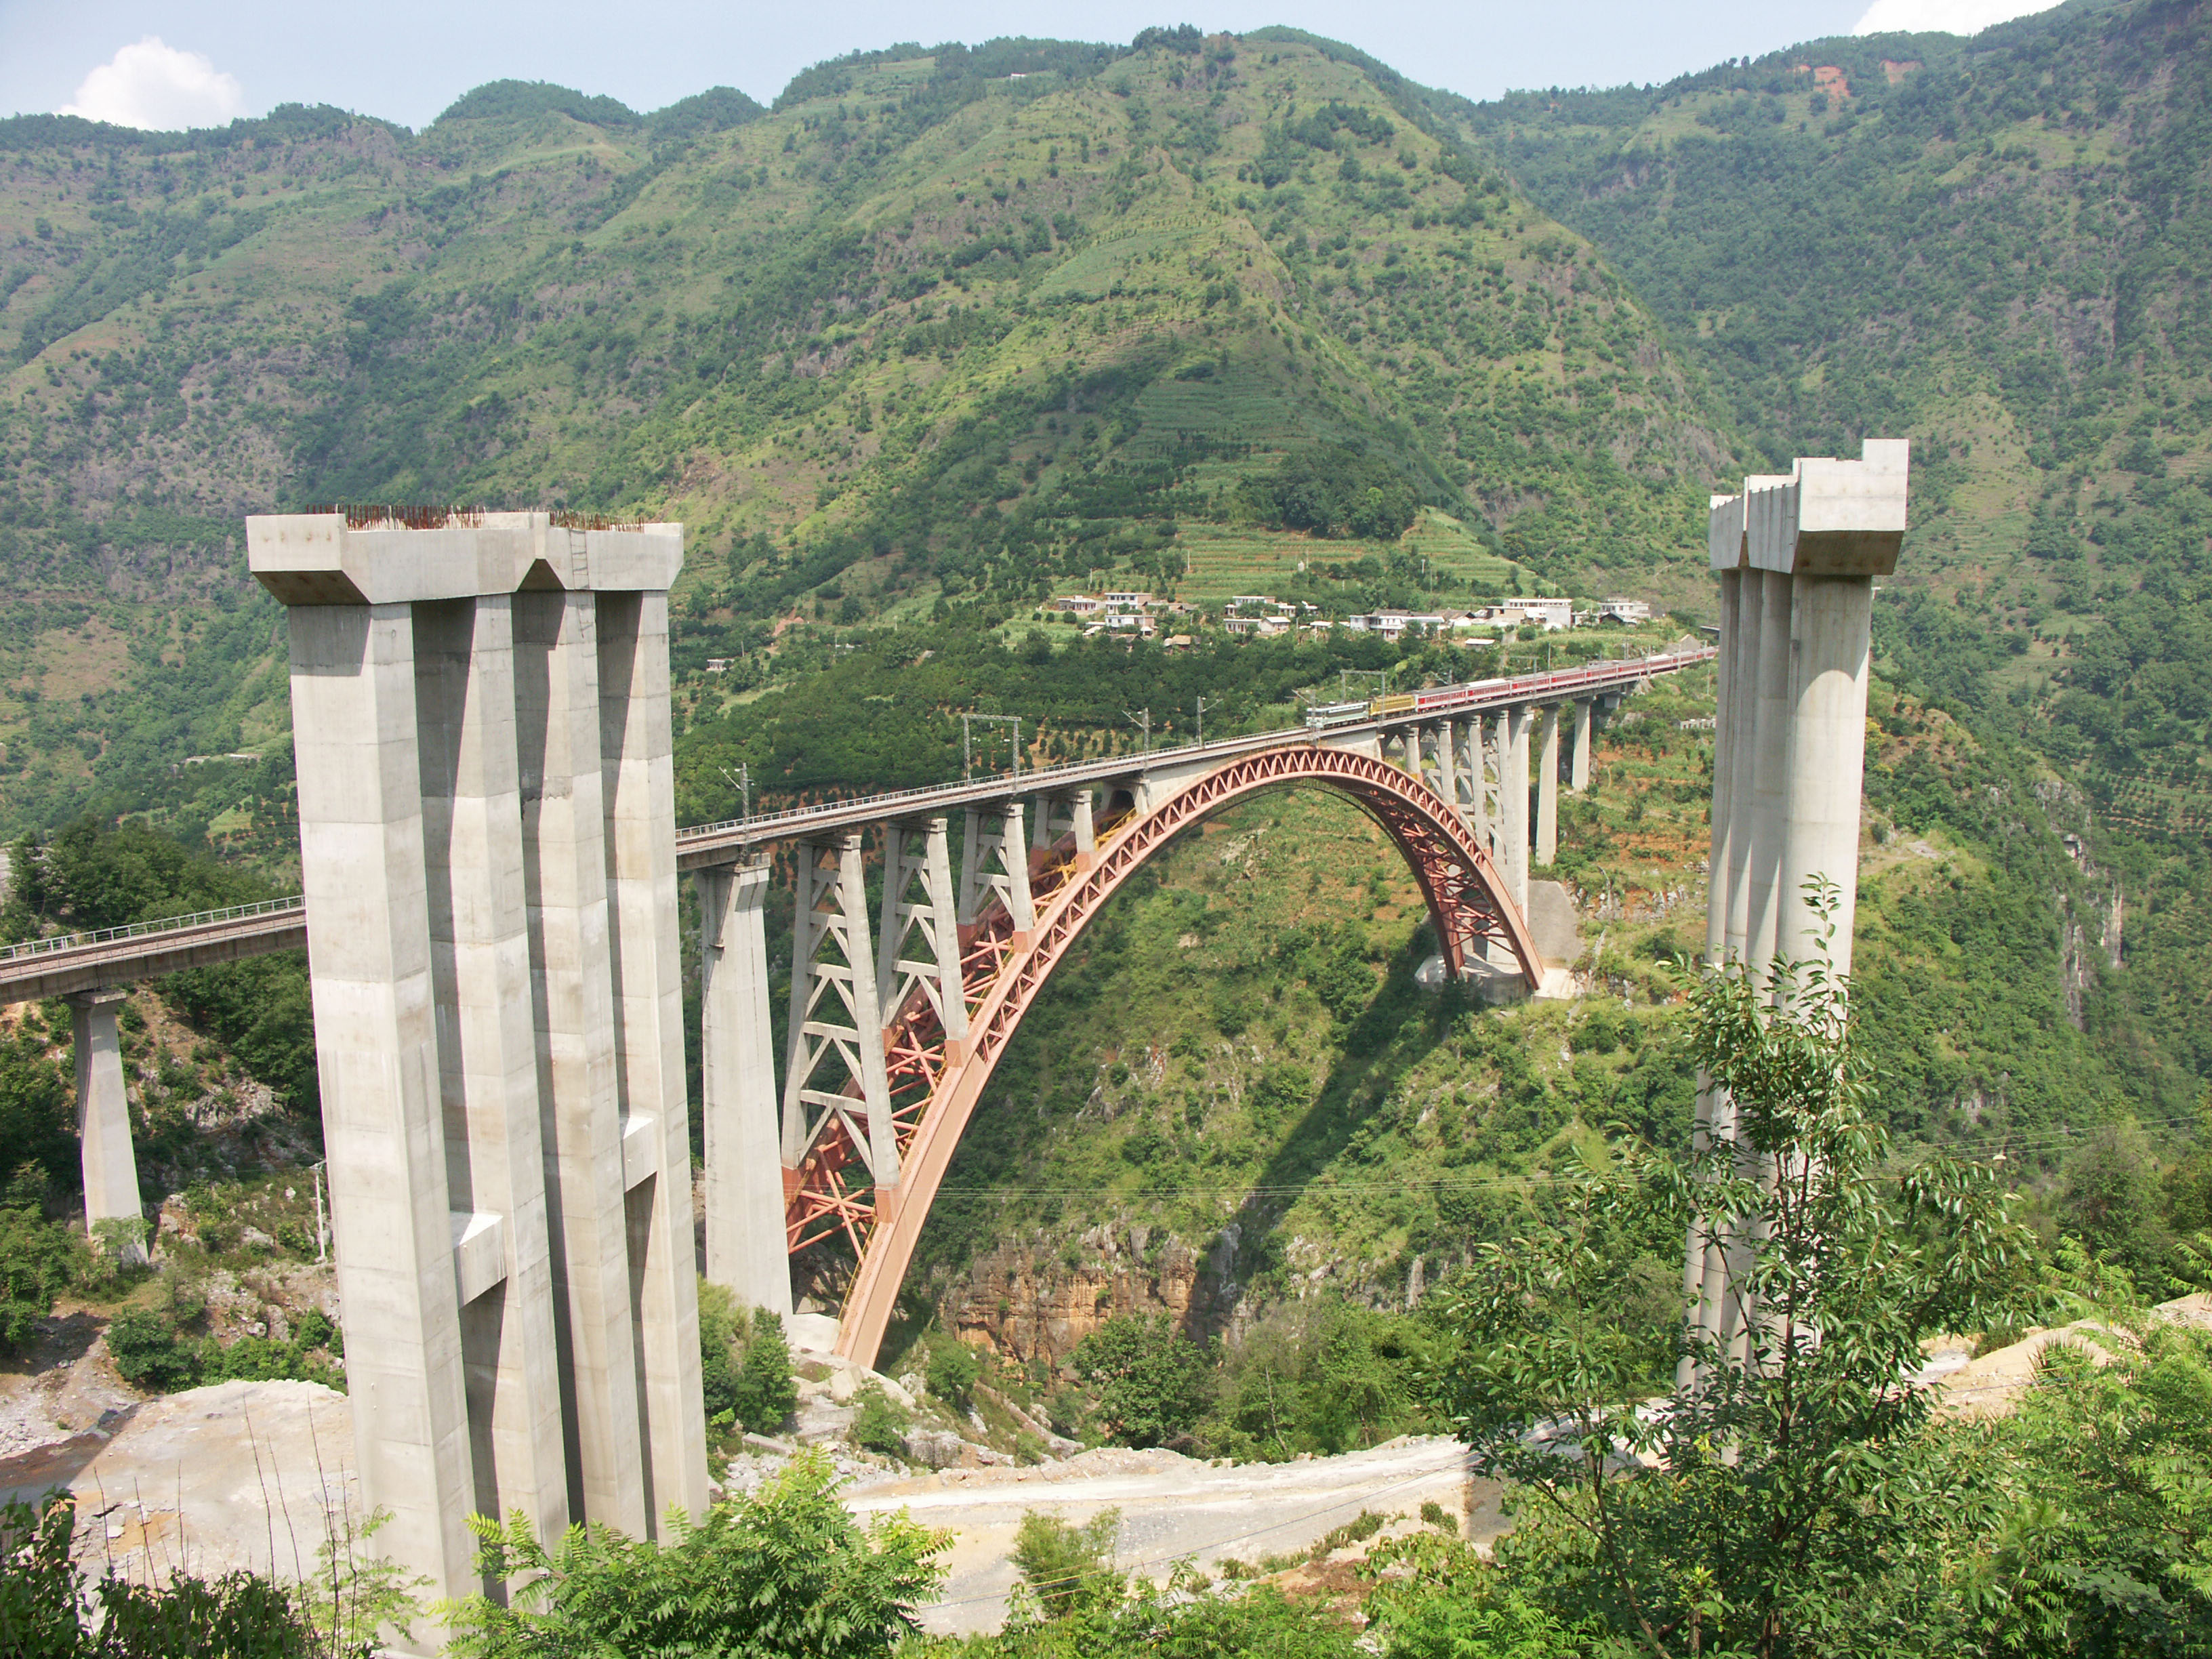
[878,817,969,1056]
[783,834,897,1189]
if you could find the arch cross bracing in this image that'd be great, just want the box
[804,743,1542,1368]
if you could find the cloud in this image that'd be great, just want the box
[59,37,245,131]
[1853,0,2064,34]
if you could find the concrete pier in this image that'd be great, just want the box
[249,510,705,1610]
[1503,707,1531,914]
[68,989,144,1263]
[1570,700,1593,794]
[1536,708,1560,867]
[698,860,792,1315]
[413,595,570,1549]
[516,585,647,1540]
[1687,439,1909,1374]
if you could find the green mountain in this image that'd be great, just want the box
[1448,0,2211,1107]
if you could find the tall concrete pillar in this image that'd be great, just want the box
[697,860,791,1317]
[1702,540,1744,967]
[1069,792,1097,869]
[272,597,480,1604]
[1503,706,1530,915]
[1433,720,1457,811]
[68,988,144,1263]
[1721,550,1764,966]
[515,585,647,1540]
[1570,700,1593,794]
[1742,562,1797,977]
[414,596,569,1549]
[1536,708,1559,867]
[1469,714,1494,851]
[250,510,702,1604]
[598,590,710,1528]
[1687,440,1908,1376]
[1775,579,1877,983]
[959,802,1033,941]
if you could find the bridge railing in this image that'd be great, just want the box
[0,894,306,965]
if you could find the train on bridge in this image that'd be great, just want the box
[1305,651,1692,731]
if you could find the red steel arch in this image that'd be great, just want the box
[821,743,1544,1367]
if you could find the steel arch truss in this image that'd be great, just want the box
[804,744,1544,1366]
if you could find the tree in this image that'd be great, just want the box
[731,1306,798,1434]
[444,1451,946,1658]
[1008,1509,1122,1621]
[926,1335,981,1410]
[1438,897,2036,1658]
[1071,1315,1210,1449]
[0,1206,79,1357]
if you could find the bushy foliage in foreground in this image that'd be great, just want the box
[0,1494,419,1658]
[442,1451,946,1658]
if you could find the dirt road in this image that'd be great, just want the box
[845,1436,1507,1636]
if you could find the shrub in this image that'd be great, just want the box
[1071,1315,1210,1449]
[106,1307,200,1391]
[0,1208,79,1357]
[445,1450,945,1659]
[851,1385,911,1457]
[925,1336,981,1410]
[1008,1507,1122,1620]
[731,1307,798,1433]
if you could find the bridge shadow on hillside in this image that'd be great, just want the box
[1201,930,1460,1332]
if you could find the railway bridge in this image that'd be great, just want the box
[0,647,1706,1370]
[0,501,1708,1605]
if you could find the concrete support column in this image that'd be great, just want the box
[414,596,569,1550]
[878,817,969,1057]
[598,590,708,1530]
[1702,571,1742,966]
[1433,720,1457,810]
[1536,707,1560,867]
[1571,700,1593,794]
[697,860,791,1317]
[1469,715,1494,850]
[514,588,647,1540]
[1069,792,1097,869]
[1721,573,1764,966]
[960,802,1033,941]
[785,834,896,1187]
[285,600,478,1601]
[1774,577,1877,985]
[1504,706,1531,915]
[68,988,144,1263]
[1744,570,1797,977]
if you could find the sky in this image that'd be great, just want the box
[0,0,2069,134]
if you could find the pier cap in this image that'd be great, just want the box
[248,510,683,606]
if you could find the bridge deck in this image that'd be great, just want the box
[0,648,1708,1002]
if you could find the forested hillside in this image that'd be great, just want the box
[1450,0,2210,1120]
[0,28,1735,835]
